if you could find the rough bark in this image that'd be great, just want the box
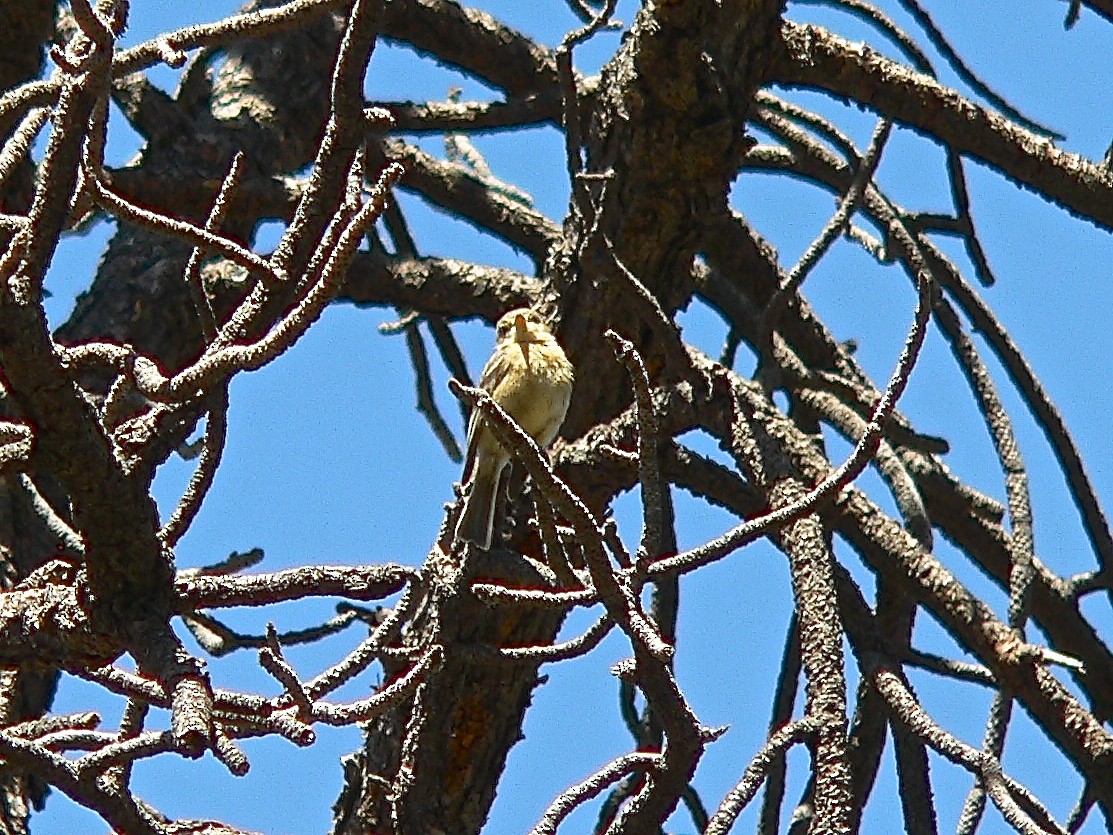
[0,1,1110,833]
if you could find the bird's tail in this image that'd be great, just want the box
[455,474,498,549]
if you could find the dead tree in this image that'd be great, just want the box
[0,0,1110,833]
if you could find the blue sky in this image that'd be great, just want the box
[32,1,1113,833]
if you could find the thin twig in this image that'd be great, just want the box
[707,719,818,835]
[760,118,892,362]
[159,385,230,547]
[529,752,660,835]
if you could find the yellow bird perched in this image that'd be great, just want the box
[455,308,574,549]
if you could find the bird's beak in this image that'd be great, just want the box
[513,313,529,341]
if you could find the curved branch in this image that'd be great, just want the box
[772,22,1113,230]
[380,0,560,99]
[376,140,560,261]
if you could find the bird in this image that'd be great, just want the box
[455,308,574,549]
